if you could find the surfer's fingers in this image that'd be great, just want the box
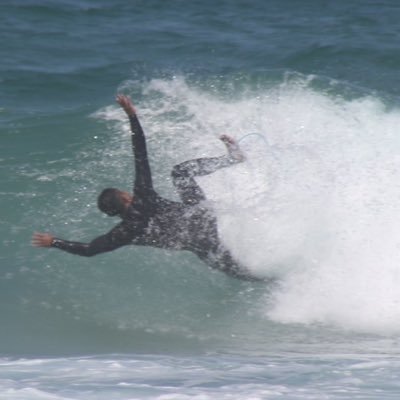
[116,95,135,113]
[31,232,43,246]
[31,232,53,247]
[116,94,125,105]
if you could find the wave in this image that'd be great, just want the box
[86,74,400,334]
[7,72,400,356]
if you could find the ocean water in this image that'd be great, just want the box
[2,0,400,398]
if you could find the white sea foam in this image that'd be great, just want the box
[103,76,400,334]
[1,354,399,400]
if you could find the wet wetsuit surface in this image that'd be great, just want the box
[52,114,256,280]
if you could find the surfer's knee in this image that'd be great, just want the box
[171,164,190,180]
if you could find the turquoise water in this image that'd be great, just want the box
[2,0,400,398]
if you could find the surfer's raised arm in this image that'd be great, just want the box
[116,95,154,198]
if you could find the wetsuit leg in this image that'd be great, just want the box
[172,155,260,281]
[197,245,263,282]
[171,155,235,205]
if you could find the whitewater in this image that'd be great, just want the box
[96,75,400,335]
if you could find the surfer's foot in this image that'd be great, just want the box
[219,134,245,162]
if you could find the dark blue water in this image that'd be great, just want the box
[2,1,400,398]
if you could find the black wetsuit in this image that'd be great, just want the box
[52,114,257,280]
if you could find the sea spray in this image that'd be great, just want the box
[131,76,400,333]
[27,74,400,339]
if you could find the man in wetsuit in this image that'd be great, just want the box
[32,95,257,280]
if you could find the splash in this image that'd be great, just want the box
[40,74,400,335]
[113,75,400,334]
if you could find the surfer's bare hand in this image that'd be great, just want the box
[32,232,54,248]
[116,94,136,116]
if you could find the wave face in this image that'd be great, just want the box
[2,1,400,356]
[3,72,400,355]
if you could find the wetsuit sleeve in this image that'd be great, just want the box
[129,114,154,198]
[50,224,132,257]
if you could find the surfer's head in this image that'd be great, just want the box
[97,188,132,217]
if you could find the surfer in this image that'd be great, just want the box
[32,95,259,281]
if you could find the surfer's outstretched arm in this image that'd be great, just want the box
[116,95,154,198]
[32,232,114,256]
[32,224,131,256]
